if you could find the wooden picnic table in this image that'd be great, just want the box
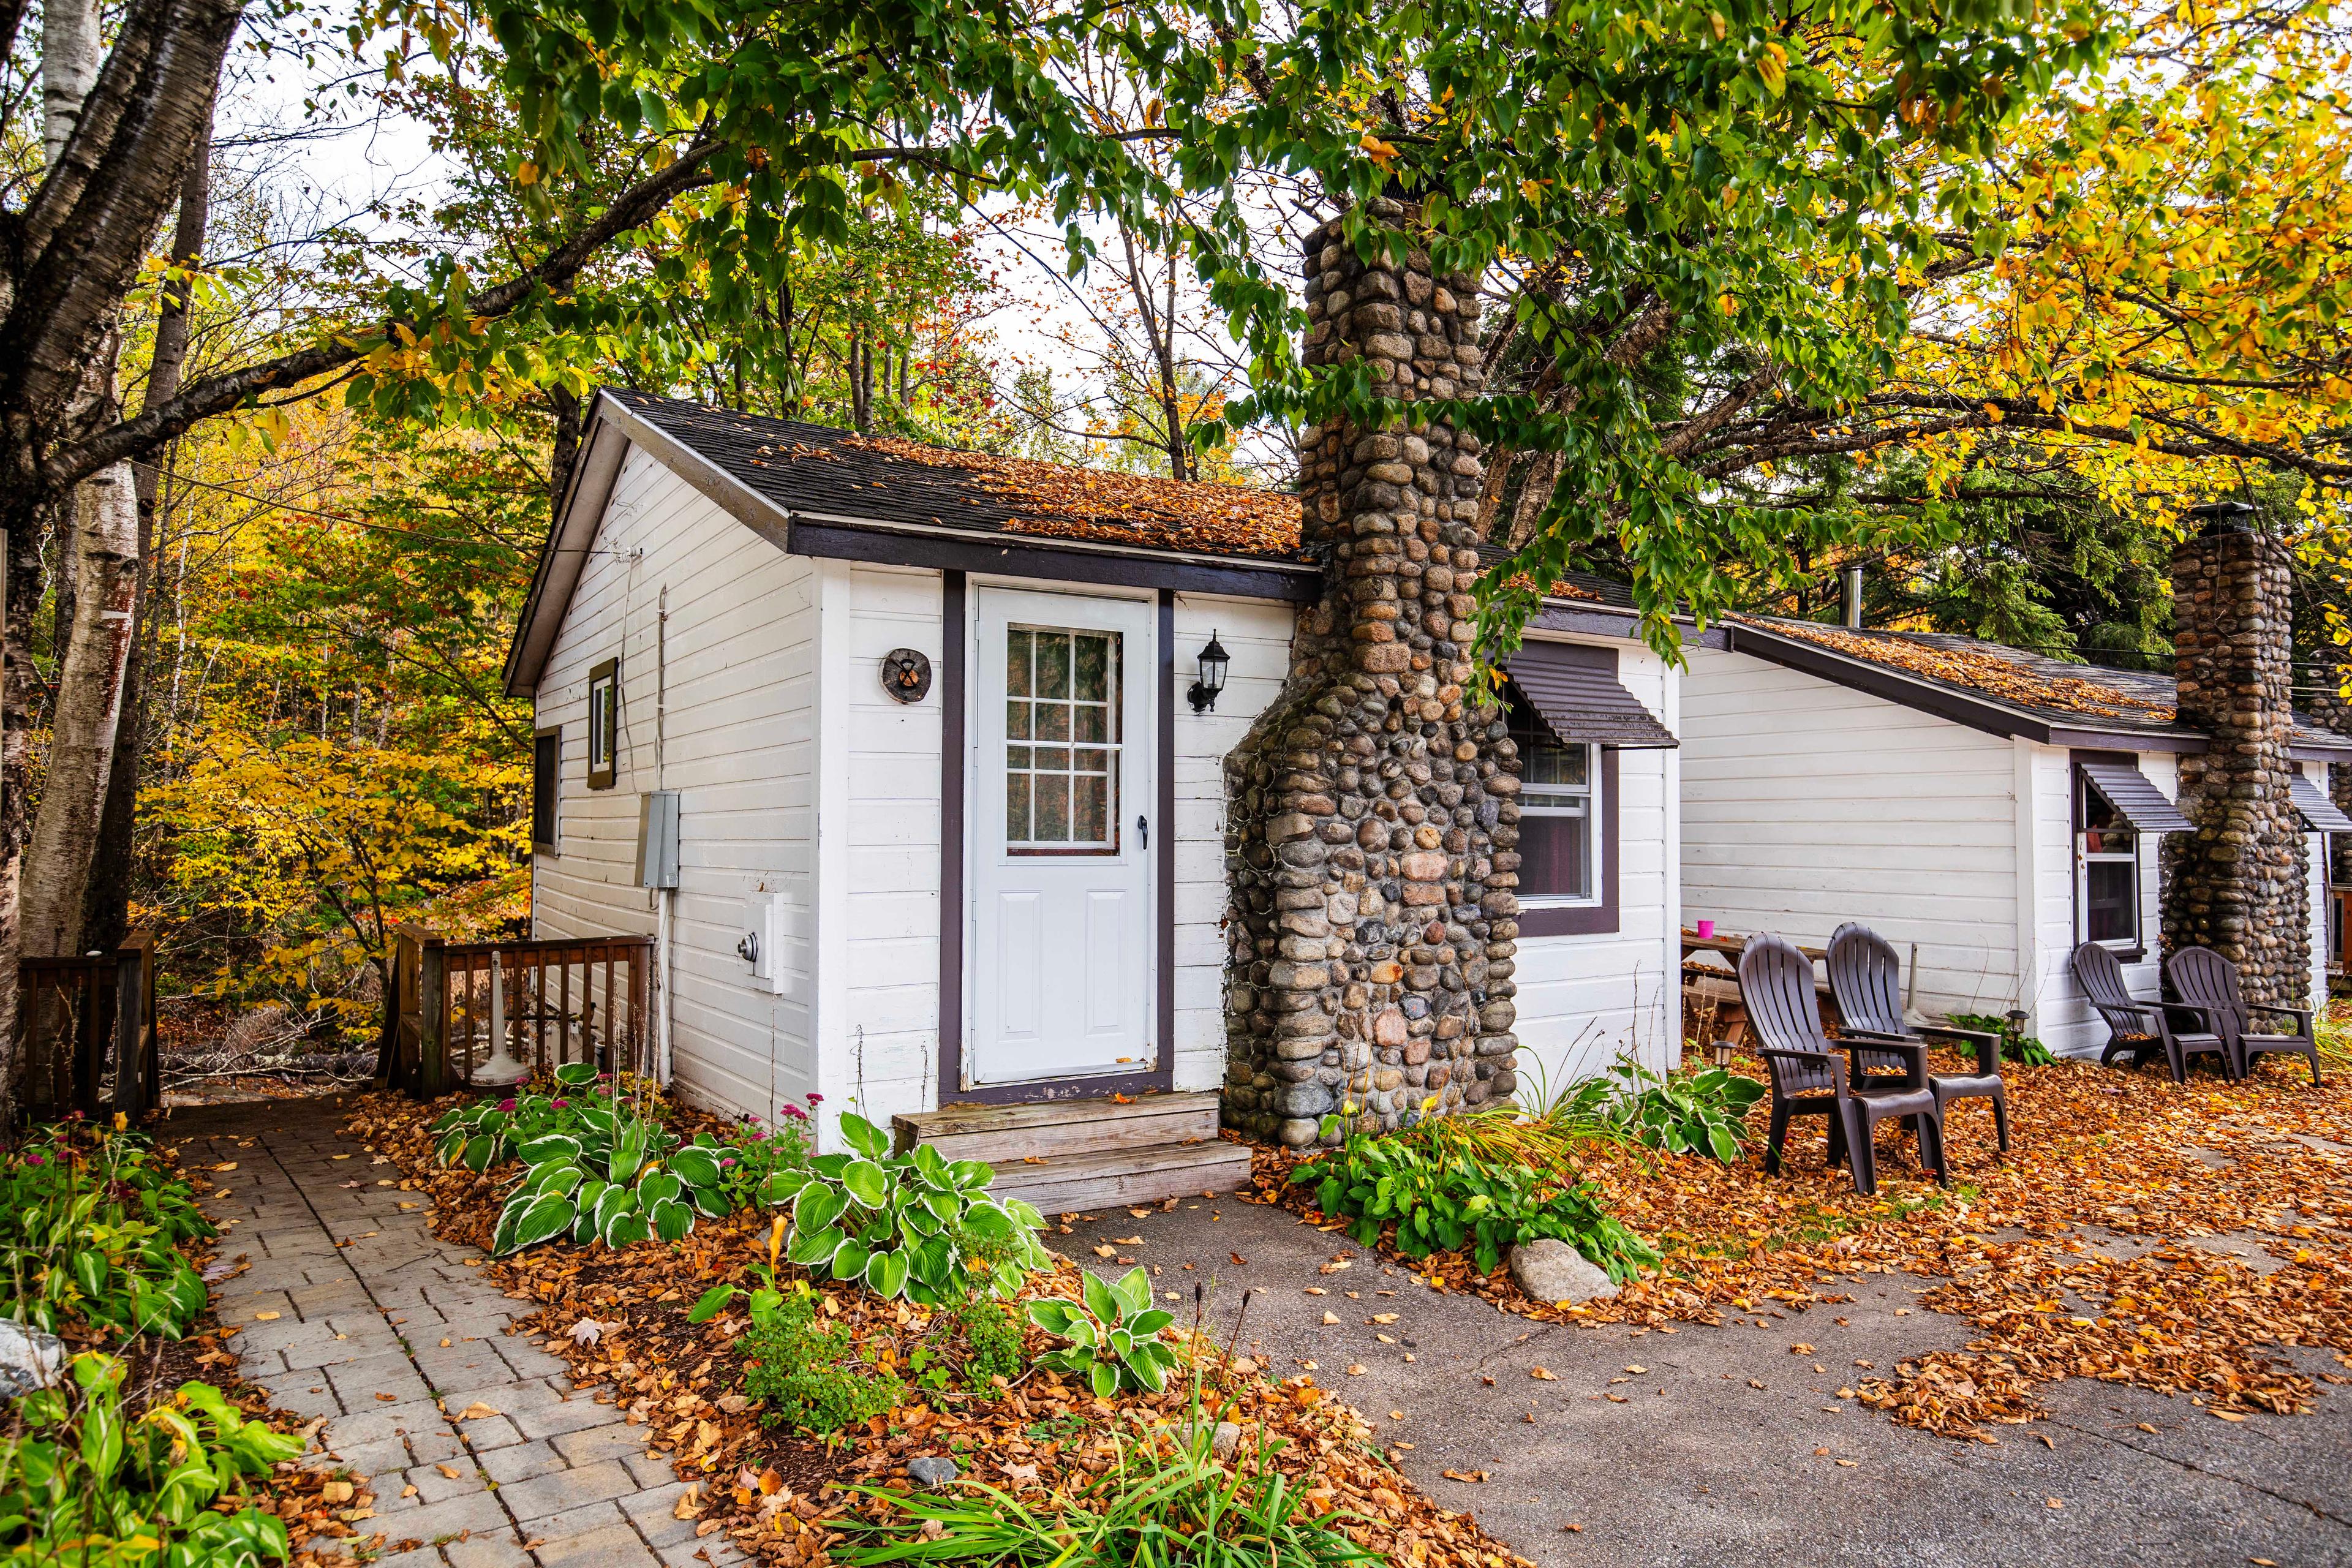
[1680,927,1838,1055]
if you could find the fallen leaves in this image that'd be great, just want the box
[1441,1469,1488,1484]
[1529,1367,1556,1381]
[454,1403,500,1422]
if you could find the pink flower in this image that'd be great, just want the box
[805,1093,824,1106]
[722,1158,737,1168]
[499,1099,517,1112]
[780,1104,808,1121]
[24,1153,45,1167]
[553,1099,569,1108]
[747,1129,766,1142]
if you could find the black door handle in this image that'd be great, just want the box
[1137,814,1148,850]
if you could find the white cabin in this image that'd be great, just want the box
[502,391,1686,1183]
[1678,618,2349,1056]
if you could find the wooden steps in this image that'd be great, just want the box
[891,1090,1254,1213]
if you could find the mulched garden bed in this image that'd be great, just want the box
[345,1091,1537,1568]
[1253,1046,2352,1439]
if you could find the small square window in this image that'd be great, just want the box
[1505,684,1597,903]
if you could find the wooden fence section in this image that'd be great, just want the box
[20,929,158,1124]
[385,927,653,1098]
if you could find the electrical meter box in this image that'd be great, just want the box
[634,790,680,889]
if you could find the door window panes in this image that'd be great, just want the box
[1006,627,1119,852]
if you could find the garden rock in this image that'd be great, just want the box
[0,1320,67,1398]
[1211,1421,1242,1460]
[907,1455,959,1487]
[1507,1238,1618,1305]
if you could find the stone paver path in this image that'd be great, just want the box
[173,1095,742,1568]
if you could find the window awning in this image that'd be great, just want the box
[2079,760,2195,834]
[2290,774,2352,833]
[1503,644,1678,750]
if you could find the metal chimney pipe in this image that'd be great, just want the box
[1840,564,1864,628]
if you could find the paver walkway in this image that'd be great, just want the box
[172,1095,742,1568]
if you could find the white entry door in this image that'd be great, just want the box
[967,586,1156,1087]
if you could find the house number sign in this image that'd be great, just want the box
[881,648,933,704]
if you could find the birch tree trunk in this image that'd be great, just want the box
[42,0,99,162]
[21,456,140,959]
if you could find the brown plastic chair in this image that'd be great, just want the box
[1828,922,2010,1155]
[1736,933,1948,1196]
[2165,946,2323,1086]
[2070,941,2233,1084]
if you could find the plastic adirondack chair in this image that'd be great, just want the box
[2070,941,2234,1084]
[1735,932,1948,1197]
[1827,923,2010,1155]
[2165,946,2323,1087]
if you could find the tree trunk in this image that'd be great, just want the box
[548,383,584,508]
[85,99,212,956]
[41,0,98,163]
[22,454,139,959]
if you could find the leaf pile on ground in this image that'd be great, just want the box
[1255,1050,2352,1440]
[345,1090,1534,1568]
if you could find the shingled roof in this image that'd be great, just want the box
[1728,614,2352,755]
[612,391,1310,563]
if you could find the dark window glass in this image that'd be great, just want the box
[532,731,560,851]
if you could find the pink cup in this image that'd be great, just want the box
[1695,919,1716,940]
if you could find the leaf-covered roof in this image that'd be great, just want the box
[619,391,1308,562]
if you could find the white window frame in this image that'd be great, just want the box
[2075,771,2142,952]
[1515,729,1603,910]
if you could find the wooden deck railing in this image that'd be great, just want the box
[19,929,158,1124]
[385,927,653,1098]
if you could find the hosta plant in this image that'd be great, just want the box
[1026,1266,1178,1396]
[432,1062,612,1172]
[765,1113,1047,1305]
[491,1115,736,1256]
[1546,1055,1765,1162]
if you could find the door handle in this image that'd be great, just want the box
[1137,814,1149,850]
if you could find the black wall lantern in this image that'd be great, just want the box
[1187,631,1231,713]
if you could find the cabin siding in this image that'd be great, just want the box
[1679,646,2023,1020]
[532,445,820,1120]
[1171,595,1300,1096]
[1512,636,1684,1096]
[2029,749,2173,1057]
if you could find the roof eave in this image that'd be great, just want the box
[1724,622,2207,752]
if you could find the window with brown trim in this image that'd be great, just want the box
[1504,682,1621,939]
[532,728,561,851]
[2075,763,2141,956]
[586,657,619,790]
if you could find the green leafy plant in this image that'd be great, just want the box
[763,1114,1047,1305]
[0,1351,304,1567]
[739,1288,905,1439]
[437,1067,736,1255]
[832,1384,1377,1568]
[1026,1267,1178,1397]
[1949,1012,2055,1066]
[1294,1124,1656,1282]
[954,1298,1025,1394]
[0,1125,213,1341]
[713,1104,815,1208]
[1542,1055,1765,1161]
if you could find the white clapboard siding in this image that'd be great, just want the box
[1510,635,1684,1099]
[829,564,946,1129]
[2307,760,2333,1011]
[2026,747,2172,1056]
[1679,646,2025,1021]
[532,445,820,1121]
[1172,594,1300,1094]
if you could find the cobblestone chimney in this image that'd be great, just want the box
[2162,505,2311,1005]
[1219,200,1521,1148]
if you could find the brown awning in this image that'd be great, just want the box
[2290,774,2352,832]
[1504,643,1678,750]
[2079,760,2195,834]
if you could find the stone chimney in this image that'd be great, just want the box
[2162,503,2310,1005]
[1219,199,1520,1148]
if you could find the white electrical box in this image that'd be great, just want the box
[634,791,681,889]
[737,891,788,993]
